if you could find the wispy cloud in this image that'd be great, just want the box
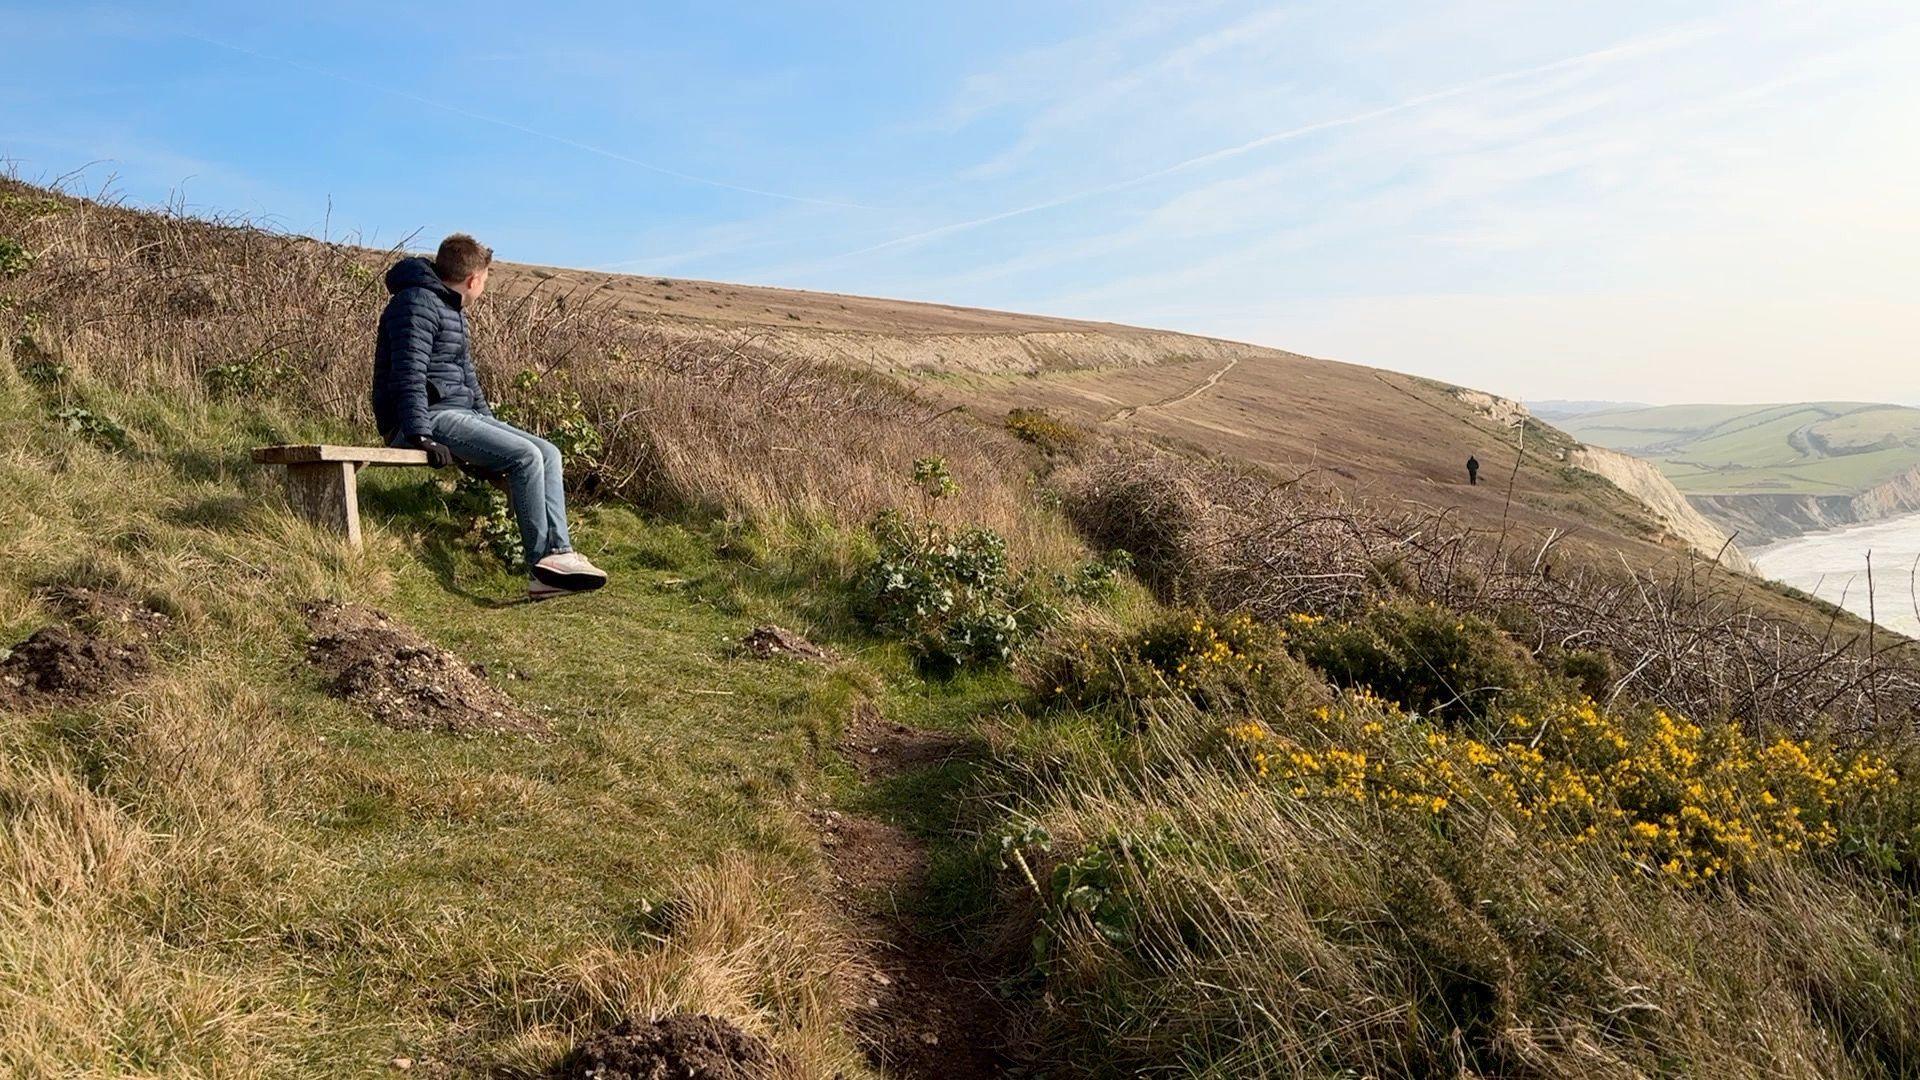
[951,4,1292,181]
[936,4,1220,130]
[825,18,1720,263]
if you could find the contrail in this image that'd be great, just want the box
[834,21,1720,260]
[186,33,878,211]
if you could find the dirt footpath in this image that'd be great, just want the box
[822,701,1014,1079]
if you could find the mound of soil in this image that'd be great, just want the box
[557,1014,773,1079]
[43,585,173,640]
[0,624,150,705]
[738,624,827,661]
[303,601,545,735]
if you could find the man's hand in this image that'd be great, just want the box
[411,435,456,469]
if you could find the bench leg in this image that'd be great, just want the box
[284,461,362,548]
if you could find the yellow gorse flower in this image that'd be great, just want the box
[1231,692,1900,887]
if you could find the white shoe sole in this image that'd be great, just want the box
[531,560,608,592]
[528,581,576,602]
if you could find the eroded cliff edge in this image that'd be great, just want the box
[1688,466,1920,548]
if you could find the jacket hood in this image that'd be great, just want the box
[385,257,458,302]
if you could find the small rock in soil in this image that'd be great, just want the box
[556,1014,773,1079]
[303,600,546,735]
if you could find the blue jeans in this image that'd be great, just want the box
[427,409,573,566]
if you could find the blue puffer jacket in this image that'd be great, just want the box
[371,257,492,442]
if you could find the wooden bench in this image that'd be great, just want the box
[252,444,429,548]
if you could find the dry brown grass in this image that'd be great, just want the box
[0,377,328,1072]
[0,678,314,1075]
[483,853,871,1078]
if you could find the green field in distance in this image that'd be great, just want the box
[1559,402,1920,496]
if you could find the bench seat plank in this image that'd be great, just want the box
[252,444,429,466]
[252,444,434,548]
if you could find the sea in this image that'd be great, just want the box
[1749,510,1920,637]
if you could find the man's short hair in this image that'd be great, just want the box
[434,234,493,282]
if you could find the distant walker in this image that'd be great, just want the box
[1466,455,1480,486]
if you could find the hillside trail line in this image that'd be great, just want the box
[1106,354,1240,422]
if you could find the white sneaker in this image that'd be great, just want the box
[531,551,608,593]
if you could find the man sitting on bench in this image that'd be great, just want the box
[372,234,608,600]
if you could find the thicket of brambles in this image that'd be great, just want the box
[5,175,1918,1077]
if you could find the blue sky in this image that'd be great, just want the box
[5,1,1917,403]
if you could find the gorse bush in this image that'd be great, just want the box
[1036,611,1292,714]
[1550,645,1619,701]
[1133,612,1274,694]
[1004,407,1085,455]
[983,578,1920,1075]
[1236,692,1915,885]
[991,690,1920,1076]
[1286,598,1532,717]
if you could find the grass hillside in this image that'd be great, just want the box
[1562,402,1920,497]
[506,257,1741,570]
[5,178,1920,1078]
[926,354,1702,571]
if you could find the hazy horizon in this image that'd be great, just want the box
[1528,397,1920,412]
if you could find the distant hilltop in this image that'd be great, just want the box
[1526,399,1653,420]
[1558,401,1920,545]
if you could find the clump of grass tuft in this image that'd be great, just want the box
[489,853,870,1079]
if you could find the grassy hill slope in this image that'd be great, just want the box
[489,264,1737,573]
[1562,402,1920,497]
[0,378,938,1074]
[922,353,1704,568]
